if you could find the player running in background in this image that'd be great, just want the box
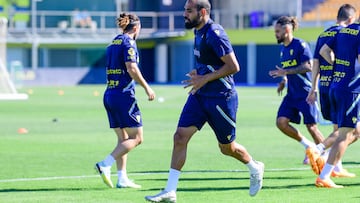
[145,0,264,202]
[315,17,360,188]
[269,16,325,165]
[306,4,357,178]
[95,12,156,189]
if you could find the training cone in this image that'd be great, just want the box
[27,89,34,95]
[58,90,64,96]
[17,128,29,134]
[93,90,100,97]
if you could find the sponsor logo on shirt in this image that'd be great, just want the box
[281,59,297,68]
[319,31,337,38]
[111,39,123,45]
[107,69,123,75]
[340,28,359,36]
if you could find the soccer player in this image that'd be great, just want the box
[268,16,325,165]
[145,0,264,202]
[306,4,357,177]
[94,13,156,189]
[315,17,360,188]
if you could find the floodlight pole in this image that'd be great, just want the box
[296,0,302,21]
[31,0,41,70]
[115,0,122,17]
[0,17,7,68]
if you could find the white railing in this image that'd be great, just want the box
[7,10,185,35]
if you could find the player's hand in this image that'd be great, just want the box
[145,87,156,101]
[269,65,286,78]
[182,70,207,95]
[277,81,285,96]
[306,89,317,104]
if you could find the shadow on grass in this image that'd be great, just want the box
[342,161,360,165]
[140,174,304,182]
[143,175,323,193]
[0,187,105,193]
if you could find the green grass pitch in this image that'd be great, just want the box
[1,85,360,203]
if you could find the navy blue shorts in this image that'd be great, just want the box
[319,90,336,123]
[277,95,318,124]
[329,88,360,128]
[178,92,238,144]
[103,91,142,129]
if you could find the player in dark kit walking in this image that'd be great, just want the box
[95,13,155,189]
[316,17,360,188]
[306,4,357,178]
[145,0,264,202]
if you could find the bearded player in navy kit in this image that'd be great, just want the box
[95,13,155,189]
[145,0,264,202]
[269,16,324,166]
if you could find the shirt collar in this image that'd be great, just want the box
[195,19,214,35]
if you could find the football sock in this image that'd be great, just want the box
[246,159,260,174]
[334,160,343,172]
[321,149,329,160]
[316,143,325,154]
[103,154,115,167]
[300,137,314,149]
[319,163,334,180]
[165,168,181,192]
[117,170,128,181]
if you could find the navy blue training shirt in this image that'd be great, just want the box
[193,19,236,97]
[105,34,139,93]
[326,22,360,92]
[279,38,313,99]
[314,24,343,92]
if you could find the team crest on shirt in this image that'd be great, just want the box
[128,48,135,56]
[214,29,220,36]
[290,49,294,56]
[280,52,283,57]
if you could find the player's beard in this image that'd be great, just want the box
[184,14,201,29]
[277,35,285,44]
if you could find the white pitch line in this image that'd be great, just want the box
[1,165,360,183]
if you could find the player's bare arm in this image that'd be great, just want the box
[269,61,311,78]
[306,59,320,104]
[277,77,287,96]
[284,61,312,74]
[182,52,239,94]
[319,44,334,65]
[126,61,156,101]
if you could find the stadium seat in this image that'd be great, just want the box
[303,0,360,21]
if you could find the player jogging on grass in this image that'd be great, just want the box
[269,16,325,165]
[306,4,357,178]
[315,18,360,188]
[145,0,264,202]
[94,12,155,189]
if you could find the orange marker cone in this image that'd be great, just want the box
[17,128,29,134]
[93,90,100,97]
[58,90,64,96]
[27,89,34,95]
